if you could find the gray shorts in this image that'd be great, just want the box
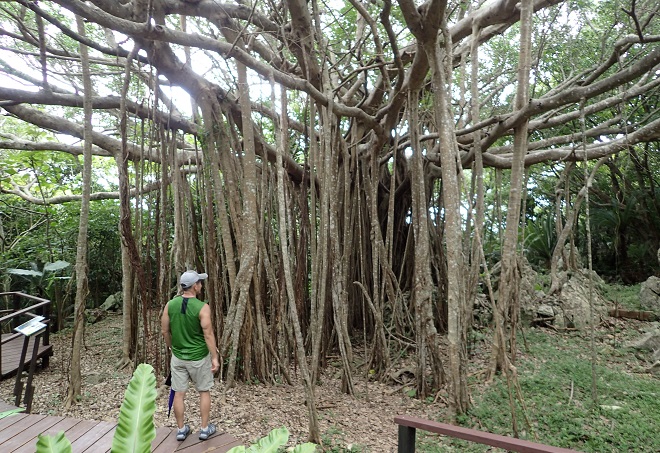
[171,353,214,392]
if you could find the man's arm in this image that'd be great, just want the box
[161,303,172,350]
[199,304,220,373]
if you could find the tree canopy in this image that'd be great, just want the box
[1,0,659,440]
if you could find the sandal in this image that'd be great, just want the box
[176,424,191,441]
[199,423,217,440]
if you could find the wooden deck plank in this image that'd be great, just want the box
[0,411,241,453]
[0,401,18,412]
[79,424,117,453]
[152,429,241,453]
[0,412,28,431]
[55,419,102,445]
[0,334,53,379]
[0,414,48,444]
[0,415,63,451]
[176,433,243,452]
[151,430,183,453]
[152,426,176,450]
[12,417,81,453]
[69,421,116,452]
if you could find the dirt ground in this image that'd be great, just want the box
[0,313,441,451]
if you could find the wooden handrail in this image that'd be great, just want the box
[0,292,51,324]
[0,292,50,303]
[395,415,580,453]
[0,292,53,375]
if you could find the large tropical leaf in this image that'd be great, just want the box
[292,443,317,453]
[43,260,71,273]
[7,268,43,278]
[35,431,72,453]
[110,363,157,453]
[227,427,289,453]
[228,427,317,452]
[0,408,24,419]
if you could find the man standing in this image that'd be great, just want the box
[161,270,220,441]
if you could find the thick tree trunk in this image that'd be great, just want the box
[224,60,259,388]
[409,88,444,399]
[425,36,467,413]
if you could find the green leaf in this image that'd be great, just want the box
[7,268,43,277]
[43,260,71,273]
[247,427,289,452]
[226,447,247,453]
[110,363,157,453]
[0,408,24,419]
[293,442,318,452]
[36,431,72,453]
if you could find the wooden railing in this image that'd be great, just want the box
[395,415,579,453]
[0,292,52,371]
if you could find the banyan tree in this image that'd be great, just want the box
[1,0,659,442]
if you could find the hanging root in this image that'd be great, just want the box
[115,357,133,371]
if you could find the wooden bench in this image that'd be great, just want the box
[395,415,579,452]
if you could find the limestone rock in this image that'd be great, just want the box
[639,276,660,314]
[100,291,122,312]
[628,329,660,351]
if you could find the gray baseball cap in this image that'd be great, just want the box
[180,270,208,289]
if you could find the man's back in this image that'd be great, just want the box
[168,295,208,361]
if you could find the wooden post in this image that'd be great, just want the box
[398,424,416,453]
[13,335,30,407]
[24,332,43,413]
[12,294,20,330]
[37,304,51,368]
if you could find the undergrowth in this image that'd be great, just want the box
[419,324,660,452]
[601,283,642,310]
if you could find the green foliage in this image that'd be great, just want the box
[524,213,557,269]
[36,431,72,453]
[0,408,24,419]
[35,363,157,453]
[600,283,642,310]
[227,427,316,453]
[37,431,72,453]
[111,363,157,453]
[7,260,71,298]
[1,196,122,308]
[419,327,660,452]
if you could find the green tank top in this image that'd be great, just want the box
[168,296,209,361]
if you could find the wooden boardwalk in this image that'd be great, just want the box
[0,402,242,452]
[1,333,53,380]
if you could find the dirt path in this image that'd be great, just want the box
[0,313,439,451]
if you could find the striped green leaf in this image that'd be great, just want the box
[35,431,72,453]
[110,363,157,453]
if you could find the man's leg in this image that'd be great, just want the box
[200,390,210,428]
[173,391,186,429]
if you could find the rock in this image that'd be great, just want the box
[653,349,660,362]
[555,270,610,327]
[639,276,660,314]
[85,372,106,385]
[86,308,106,324]
[100,292,122,312]
[628,330,660,351]
[537,304,555,318]
[600,405,623,411]
[648,361,660,376]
